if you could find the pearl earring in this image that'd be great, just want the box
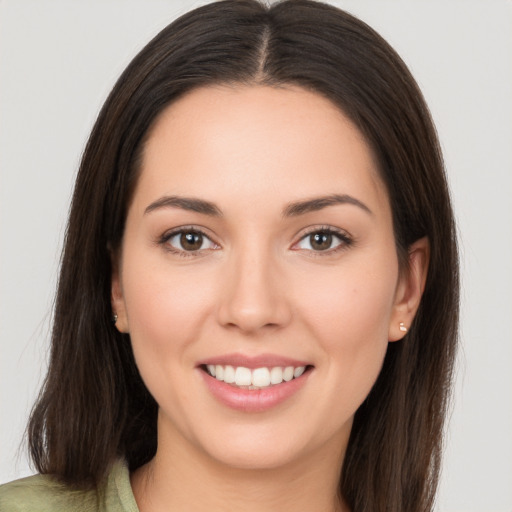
[399,322,407,333]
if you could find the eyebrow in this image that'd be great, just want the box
[144,195,222,216]
[282,194,373,217]
[144,193,372,218]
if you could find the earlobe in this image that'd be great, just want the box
[388,237,429,342]
[111,255,129,334]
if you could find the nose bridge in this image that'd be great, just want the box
[217,235,290,333]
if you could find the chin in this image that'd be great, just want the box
[203,436,307,471]
[189,415,347,473]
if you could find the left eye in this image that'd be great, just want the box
[295,230,346,252]
[167,230,217,252]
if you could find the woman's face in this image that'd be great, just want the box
[113,85,420,471]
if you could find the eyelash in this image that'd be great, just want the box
[292,226,354,256]
[158,225,354,258]
[158,226,218,258]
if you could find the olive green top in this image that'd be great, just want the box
[0,459,139,512]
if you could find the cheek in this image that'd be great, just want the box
[121,260,215,419]
[121,255,214,369]
[302,257,397,335]
[315,278,394,339]
[296,257,397,402]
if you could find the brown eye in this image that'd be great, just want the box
[295,229,349,253]
[180,232,203,251]
[309,232,332,251]
[165,229,217,253]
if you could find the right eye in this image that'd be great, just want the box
[163,229,218,255]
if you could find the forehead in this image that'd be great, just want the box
[135,84,389,217]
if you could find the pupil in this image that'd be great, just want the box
[181,232,202,250]
[311,232,332,251]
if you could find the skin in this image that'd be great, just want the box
[112,85,429,512]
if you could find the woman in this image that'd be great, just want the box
[0,1,459,511]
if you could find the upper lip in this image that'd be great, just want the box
[197,353,312,369]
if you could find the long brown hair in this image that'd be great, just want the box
[28,1,459,510]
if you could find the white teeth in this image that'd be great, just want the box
[293,366,305,378]
[235,366,252,386]
[270,367,283,384]
[206,364,307,388]
[223,365,235,384]
[252,367,271,387]
[283,366,294,382]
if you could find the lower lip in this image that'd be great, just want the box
[199,368,311,413]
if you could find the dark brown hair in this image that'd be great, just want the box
[28,1,459,510]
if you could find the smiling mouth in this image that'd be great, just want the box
[201,364,313,390]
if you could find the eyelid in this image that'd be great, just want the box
[157,224,353,257]
[158,225,220,256]
[291,225,354,253]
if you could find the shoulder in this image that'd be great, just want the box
[0,459,138,512]
[0,473,98,511]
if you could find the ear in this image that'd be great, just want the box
[388,237,430,341]
[111,251,129,334]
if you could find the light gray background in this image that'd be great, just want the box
[1,1,511,510]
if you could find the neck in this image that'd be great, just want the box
[131,418,349,512]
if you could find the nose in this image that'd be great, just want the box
[216,246,292,334]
